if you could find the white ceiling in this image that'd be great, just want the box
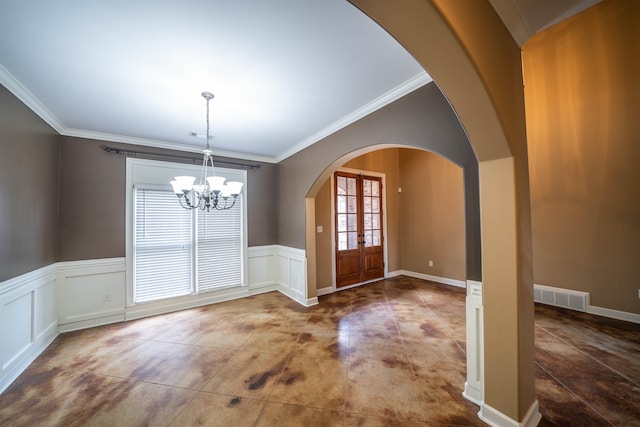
[0,0,599,163]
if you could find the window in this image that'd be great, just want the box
[128,158,246,305]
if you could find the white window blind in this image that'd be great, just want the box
[134,188,193,303]
[133,186,245,304]
[197,194,243,292]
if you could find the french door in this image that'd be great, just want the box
[335,172,384,288]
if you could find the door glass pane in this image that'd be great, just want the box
[364,230,373,247]
[348,232,358,249]
[347,214,357,231]
[337,195,347,213]
[347,177,357,195]
[363,180,371,196]
[337,176,347,195]
[364,213,372,230]
[338,232,347,250]
[372,213,380,229]
[371,181,380,196]
[363,196,371,213]
[372,197,380,213]
[337,214,347,232]
[372,230,381,246]
[347,196,357,213]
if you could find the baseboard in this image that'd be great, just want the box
[587,305,640,324]
[58,313,126,333]
[126,287,251,321]
[479,400,541,427]
[316,286,333,296]
[249,282,278,295]
[463,382,482,406]
[535,283,640,324]
[389,270,466,288]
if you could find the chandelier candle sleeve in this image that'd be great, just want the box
[171,92,244,211]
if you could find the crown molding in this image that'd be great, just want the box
[62,128,277,163]
[1,63,428,165]
[487,0,533,46]
[0,64,65,133]
[275,71,432,163]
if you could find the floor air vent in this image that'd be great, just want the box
[534,284,589,312]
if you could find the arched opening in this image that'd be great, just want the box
[346,0,536,424]
[309,146,466,295]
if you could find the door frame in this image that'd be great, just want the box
[329,167,388,292]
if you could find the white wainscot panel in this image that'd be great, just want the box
[274,246,315,306]
[35,280,57,340]
[277,254,291,289]
[2,293,32,369]
[290,259,305,295]
[247,246,277,294]
[57,258,126,331]
[0,264,58,393]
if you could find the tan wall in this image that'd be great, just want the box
[314,179,333,288]
[399,150,465,280]
[524,0,640,314]
[0,86,60,281]
[315,148,466,287]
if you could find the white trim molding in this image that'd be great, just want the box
[587,305,640,325]
[57,258,127,332]
[0,264,58,394]
[463,280,484,406]
[387,270,466,288]
[249,245,315,306]
[276,72,432,162]
[479,400,541,427]
[535,283,639,324]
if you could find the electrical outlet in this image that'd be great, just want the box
[103,294,110,303]
[428,260,433,267]
[638,289,640,299]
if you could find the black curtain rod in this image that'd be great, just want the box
[102,145,261,170]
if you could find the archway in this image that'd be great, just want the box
[305,142,483,417]
[347,0,537,425]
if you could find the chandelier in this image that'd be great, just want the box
[170,92,243,211]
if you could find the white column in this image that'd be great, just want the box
[463,280,484,405]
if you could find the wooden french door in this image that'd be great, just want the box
[335,172,384,288]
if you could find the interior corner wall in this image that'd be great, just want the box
[523,0,640,315]
[0,86,60,282]
[398,149,465,280]
[57,137,278,261]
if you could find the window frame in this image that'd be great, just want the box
[125,157,248,308]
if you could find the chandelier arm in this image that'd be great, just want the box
[177,194,196,210]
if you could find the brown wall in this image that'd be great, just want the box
[0,86,60,281]
[399,149,465,280]
[523,0,640,314]
[279,83,481,280]
[58,137,278,261]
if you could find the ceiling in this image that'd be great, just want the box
[0,0,599,163]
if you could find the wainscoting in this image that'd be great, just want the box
[0,264,58,396]
[0,244,312,393]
